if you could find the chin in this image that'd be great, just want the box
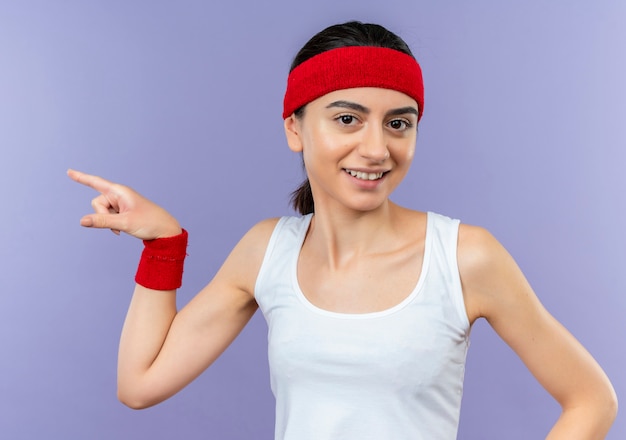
[345,198,389,213]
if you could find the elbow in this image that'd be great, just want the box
[559,383,619,434]
[117,390,151,410]
[606,387,619,424]
[582,384,619,432]
[598,380,619,425]
[117,370,177,409]
[591,385,618,428]
[594,391,619,436]
[117,384,161,410]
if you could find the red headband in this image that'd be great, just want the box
[283,46,424,120]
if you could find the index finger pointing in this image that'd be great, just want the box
[67,169,115,194]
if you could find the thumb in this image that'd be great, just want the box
[79,215,95,227]
[80,213,124,232]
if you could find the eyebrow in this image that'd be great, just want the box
[325,100,418,117]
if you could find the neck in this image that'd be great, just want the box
[306,200,403,269]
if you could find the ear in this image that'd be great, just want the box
[284,115,303,153]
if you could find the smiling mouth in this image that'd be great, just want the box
[344,169,386,181]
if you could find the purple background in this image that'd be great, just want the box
[1,1,624,438]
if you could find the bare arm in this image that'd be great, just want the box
[117,221,276,408]
[68,169,277,409]
[459,225,617,439]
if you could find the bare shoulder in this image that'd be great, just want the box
[456,223,523,324]
[457,223,504,267]
[214,217,281,298]
[237,217,281,252]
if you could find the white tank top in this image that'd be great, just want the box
[254,212,470,440]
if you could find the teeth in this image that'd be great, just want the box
[346,169,384,180]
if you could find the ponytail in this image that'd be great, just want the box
[290,179,314,215]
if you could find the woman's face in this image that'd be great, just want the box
[285,87,419,214]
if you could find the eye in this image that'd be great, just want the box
[335,114,358,126]
[387,119,413,131]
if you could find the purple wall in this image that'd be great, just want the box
[1,1,623,438]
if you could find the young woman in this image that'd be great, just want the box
[69,21,617,440]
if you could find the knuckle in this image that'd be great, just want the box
[93,216,107,228]
[91,195,110,213]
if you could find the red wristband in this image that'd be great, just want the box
[135,229,188,290]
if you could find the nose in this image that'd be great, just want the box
[357,124,389,162]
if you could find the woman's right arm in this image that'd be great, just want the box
[68,170,277,409]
